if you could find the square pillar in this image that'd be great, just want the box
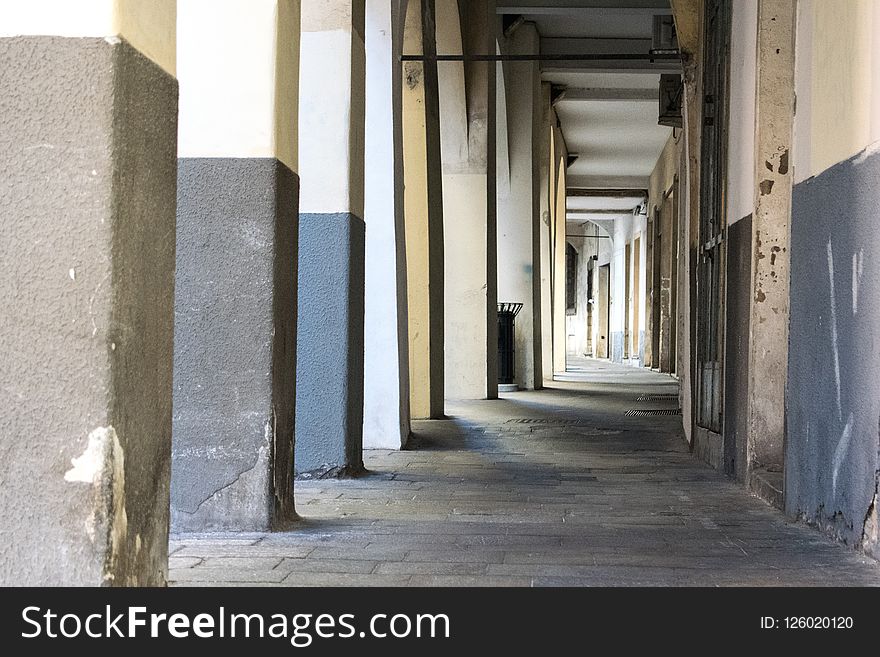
[171,0,301,531]
[362,0,412,448]
[295,0,367,476]
[0,5,177,585]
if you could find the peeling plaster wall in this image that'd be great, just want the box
[172,159,298,531]
[786,1,880,558]
[787,146,880,559]
[0,37,176,585]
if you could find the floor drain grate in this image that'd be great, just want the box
[505,418,583,425]
[625,409,682,417]
[636,394,679,402]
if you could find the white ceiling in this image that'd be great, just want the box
[567,195,644,211]
[505,1,676,199]
[554,92,672,184]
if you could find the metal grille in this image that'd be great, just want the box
[636,394,679,402]
[625,409,682,417]
[505,418,582,425]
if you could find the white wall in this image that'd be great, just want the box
[793,0,880,183]
[362,0,410,448]
[497,23,540,389]
[727,0,758,225]
[178,0,299,169]
[604,211,648,364]
[0,0,177,75]
[299,1,363,214]
[565,227,612,358]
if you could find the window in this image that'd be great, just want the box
[566,243,577,314]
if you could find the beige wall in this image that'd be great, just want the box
[0,0,177,74]
[727,0,758,224]
[645,133,682,372]
[275,0,300,173]
[794,0,880,182]
[402,0,433,417]
[178,0,300,170]
[299,0,362,214]
[444,174,489,398]
[551,128,568,375]
[539,92,554,381]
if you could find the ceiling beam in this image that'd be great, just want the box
[557,87,658,102]
[541,37,654,54]
[498,3,672,17]
[541,61,680,73]
[568,188,648,198]
[567,175,650,189]
[567,208,639,215]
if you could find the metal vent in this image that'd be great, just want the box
[636,394,679,402]
[625,409,682,417]
[505,418,582,425]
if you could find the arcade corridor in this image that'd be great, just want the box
[169,360,880,586]
[4,0,880,588]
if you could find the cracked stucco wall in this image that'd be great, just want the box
[295,213,365,478]
[745,0,796,482]
[0,37,177,585]
[785,0,880,560]
[786,144,880,559]
[172,159,298,531]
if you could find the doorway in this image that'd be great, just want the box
[695,0,731,454]
[596,263,610,359]
[624,243,631,359]
[632,236,641,361]
[651,207,661,368]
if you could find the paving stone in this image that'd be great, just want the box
[277,558,378,574]
[408,575,533,587]
[170,568,290,584]
[375,562,488,576]
[282,573,412,587]
[169,359,880,587]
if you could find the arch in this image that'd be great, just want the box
[435,0,468,169]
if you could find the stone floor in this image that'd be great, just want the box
[169,358,880,586]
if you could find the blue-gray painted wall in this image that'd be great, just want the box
[295,213,365,477]
[787,147,880,557]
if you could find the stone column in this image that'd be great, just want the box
[551,132,569,373]
[747,0,796,493]
[0,1,177,585]
[496,22,543,390]
[296,0,366,476]
[362,0,412,448]
[404,0,446,419]
[443,0,498,400]
[538,83,554,380]
[172,0,300,531]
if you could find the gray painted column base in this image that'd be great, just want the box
[296,213,366,478]
[172,158,299,532]
[787,147,880,559]
[0,37,177,585]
